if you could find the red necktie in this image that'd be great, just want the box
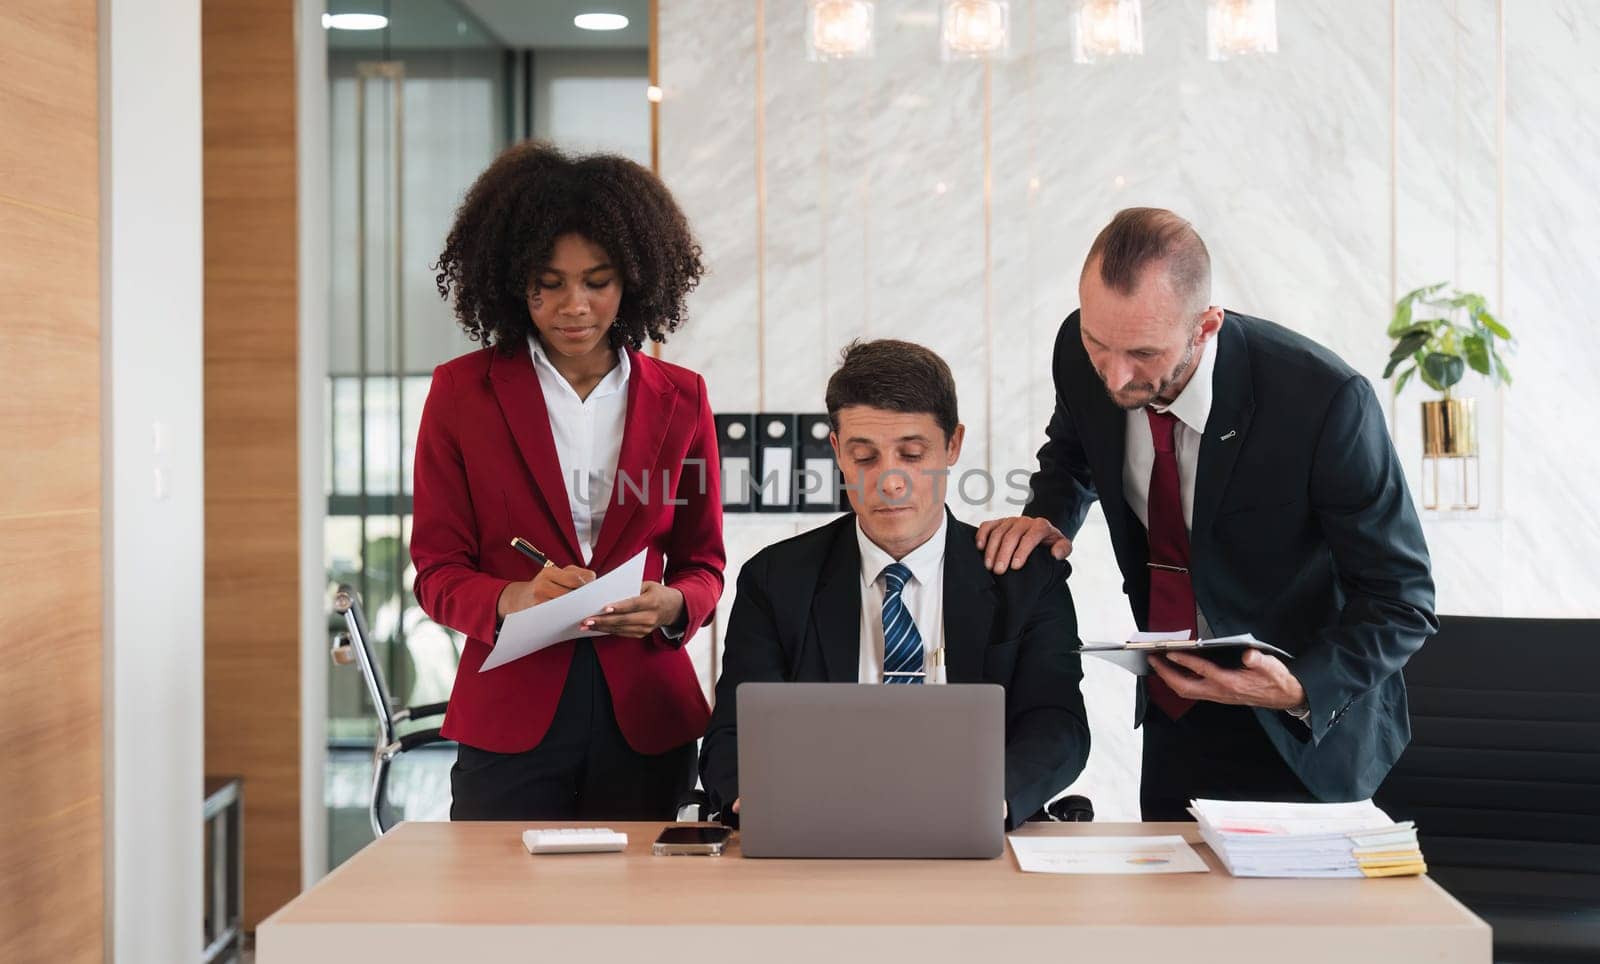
[1145,408,1197,720]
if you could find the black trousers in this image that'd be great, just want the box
[450,640,697,821]
[1140,697,1315,821]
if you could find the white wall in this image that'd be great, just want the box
[659,0,1600,820]
[298,0,331,889]
[101,0,205,959]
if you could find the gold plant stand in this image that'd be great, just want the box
[1421,398,1479,510]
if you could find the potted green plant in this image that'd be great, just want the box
[1383,282,1514,509]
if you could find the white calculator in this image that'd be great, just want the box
[521,827,629,855]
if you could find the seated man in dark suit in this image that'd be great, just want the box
[700,339,1090,829]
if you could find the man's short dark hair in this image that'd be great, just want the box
[825,339,959,440]
[1083,207,1211,312]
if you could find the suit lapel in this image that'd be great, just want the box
[1191,315,1255,544]
[810,518,862,682]
[1087,391,1129,543]
[589,349,677,569]
[940,513,996,684]
[488,346,583,561]
[1086,367,1144,570]
[1065,313,1133,551]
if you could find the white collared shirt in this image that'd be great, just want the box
[1122,332,1218,636]
[528,336,631,563]
[1123,332,1218,532]
[856,513,947,685]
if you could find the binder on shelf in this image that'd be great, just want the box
[715,413,755,513]
[754,413,798,513]
[797,413,842,513]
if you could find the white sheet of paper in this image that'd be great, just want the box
[1190,798,1397,837]
[1008,835,1210,875]
[1199,633,1262,647]
[479,550,648,672]
[1079,630,1190,652]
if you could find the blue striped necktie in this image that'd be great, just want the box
[881,562,924,684]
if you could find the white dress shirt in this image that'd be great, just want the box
[1122,333,1218,638]
[529,337,631,564]
[856,514,947,685]
[1122,333,1218,533]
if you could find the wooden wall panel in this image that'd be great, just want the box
[0,2,103,962]
[0,3,99,219]
[202,0,302,929]
[0,203,101,514]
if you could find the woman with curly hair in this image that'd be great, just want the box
[410,141,725,821]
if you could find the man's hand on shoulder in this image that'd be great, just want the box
[975,516,1072,573]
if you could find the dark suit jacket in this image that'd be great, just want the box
[1026,310,1437,801]
[699,511,1090,830]
[411,345,724,755]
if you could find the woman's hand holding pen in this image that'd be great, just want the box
[581,581,685,638]
[496,565,596,616]
[499,537,684,636]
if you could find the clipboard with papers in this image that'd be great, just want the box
[1079,630,1294,675]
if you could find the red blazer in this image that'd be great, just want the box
[410,345,724,755]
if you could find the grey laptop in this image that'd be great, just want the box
[735,682,1006,859]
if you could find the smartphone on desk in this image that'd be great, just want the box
[652,825,731,857]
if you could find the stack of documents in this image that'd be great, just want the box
[1191,799,1426,878]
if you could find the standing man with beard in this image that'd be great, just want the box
[978,207,1436,820]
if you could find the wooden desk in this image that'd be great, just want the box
[259,821,1490,963]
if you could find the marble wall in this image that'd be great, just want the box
[658,0,1600,819]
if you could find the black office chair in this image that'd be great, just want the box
[331,585,454,836]
[1374,615,1600,963]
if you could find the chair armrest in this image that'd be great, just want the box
[396,701,448,724]
[395,728,452,753]
[1051,794,1095,822]
[1026,794,1095,823]
[676,787,711,822]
